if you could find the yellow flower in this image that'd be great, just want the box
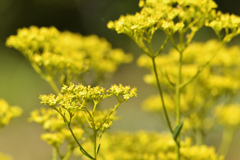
[76,131,223,160]
[41,133,65,147]
[6,26,132,85]
[0,99,22,129]
[215,104,240,128]
[206,12,240,42]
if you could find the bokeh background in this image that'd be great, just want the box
[1,0,240,159]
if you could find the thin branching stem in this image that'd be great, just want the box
[155,36,170,57]
[85,108,98,160]
[62,146,74,160]
[179,41,225,89]
[31,62,60,94]
[218,127,235,156]
[52,147,58,160]
[145,34,173,133]
[67,120,95,160]
[176,48,183,126]
[175,50,183,160]
[174,30,187,160]
[97,102,121,132]
[53,108,95,160]
[151,57,173,133]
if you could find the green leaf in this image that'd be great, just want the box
[97,144,101,154]
[173,121,183,141]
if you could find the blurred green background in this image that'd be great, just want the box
[1,0,240,159]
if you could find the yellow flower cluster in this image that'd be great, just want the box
[6,26,132,85]
[0,152,13,160]
[108,84,138,102]
[75,131,223,160]
[206,12,240,42]
[142,93,175,113]
[107,0,220,52]
[138,40,240,140]
[39,82,136,133]
[33,83,136,158]
[0,99,22,129]
[107,0,240,158]
[138,39,240,99]
[215,104,240,128]
[40,82,137,110]
[29,108,84,147]
[108,0,218,34]
[86,109,118,131]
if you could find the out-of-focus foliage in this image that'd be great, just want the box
[29,108,85,148]
[215,104,240,128]
[6,26,133,86]
[0,99,21,160]
[75,131,223,160]
[137,39,240,143]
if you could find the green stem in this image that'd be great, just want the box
[46,76,60,94]
[175,50,183,160]
[176,51,182,126]
[85,108,98,160]
[62,145,74,160]
[155,36,170,57]
[176,142,180,160]
[161,70,175,87]
[80,120,92,140]
[145,33,173,133]
[174,30,186,160]
[196,129,204,146]
[67,121,95,159]
[93,101,98,113]
[151,57,173,133]
[218,128,235,156]
[31,62,60,93]
[83,111,93,129]
[179,41,225,89]
[56,147,64,160]
[54,108,94,160]
[97,102,121,131]
[179,31,184,50]
[52,147,58,160]
[170,37,180,52]
[93,129,98,160]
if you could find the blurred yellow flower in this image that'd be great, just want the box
[0,99,22,129]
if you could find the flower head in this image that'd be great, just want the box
[206,12,240,42]
[6,26,133,85]
[215,104,240,128]
[0,99,22,129]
